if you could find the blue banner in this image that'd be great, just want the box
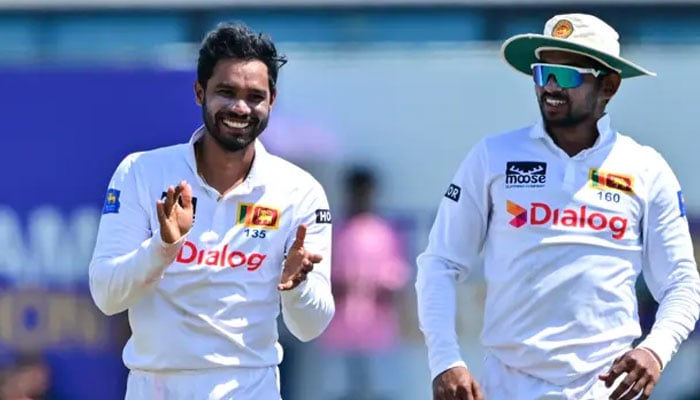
[1,67,201,399]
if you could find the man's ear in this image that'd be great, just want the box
[269,87,277,108]
[601,73,621,101]
[194,81,204,106]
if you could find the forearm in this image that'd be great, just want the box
[416,254,467,380]
[637,277,700,368]
[89,232,185,316]
[281,273,334,342]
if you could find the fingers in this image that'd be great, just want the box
[179,181,193,209]
[158,182,191,217]
[156,198,166,225]
[156,185,176,224]
[277,280,294,291]
[433,383,477,400]
[472,380,484,400]
[162,184,183,216]
[277,273,306,291]
[432,367,479,400]
[642,381,654,399]
[455,385,473,400]
[601,359,626,388]
[161,185,176,217]
[278,261,313,291]
[307,253,323,264]
[620,376,648,400]
[433,385,452,400]
[610,370,637,400]
[290,224,307,250]
[610,370,635,399]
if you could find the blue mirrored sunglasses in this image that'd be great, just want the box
[531,63,608,89]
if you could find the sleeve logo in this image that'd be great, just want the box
[315,209,332,224]
[102,188,121,214]
[678,190,687,217]
[444,184,461,202]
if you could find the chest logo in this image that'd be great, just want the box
[505,161,547,188]
[589,168,634,194]
[236,203,281,230]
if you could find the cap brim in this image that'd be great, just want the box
[501,34,656,78]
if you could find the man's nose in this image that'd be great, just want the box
[543,74,561,91]
[230,98,251,114]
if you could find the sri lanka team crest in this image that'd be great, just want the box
[589,168,634,194]
[552,19,573,38]
[102,188,121,214]
[236,203,281,229]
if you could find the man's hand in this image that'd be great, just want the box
[433,366,484,400]
[279,224,323,291]
[599,348,662,400]
[156,181,194,244]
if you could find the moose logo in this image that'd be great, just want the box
[505,161,547,189]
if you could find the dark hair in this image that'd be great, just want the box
[345,166,376,192]
[197,21,288,91]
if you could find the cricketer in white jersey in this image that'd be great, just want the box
[89,22,334,400]
[416,13,700,400]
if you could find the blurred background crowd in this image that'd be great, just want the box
[2,0,700,399]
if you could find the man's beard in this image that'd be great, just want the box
[541,108,590,127]
[539,88,596,128]
[202,103,269,152]
[539,94,596,128]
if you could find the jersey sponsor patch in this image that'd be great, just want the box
[505,161,547,188]
[176,240,266,271]
[102,188,121,214]
[678,190,687,217]
[589,168,634,194]
[444,183,461,202]
[507,199,629,240]
[315,209,332,224]
[237,203,280,229]
[161,191,198,222]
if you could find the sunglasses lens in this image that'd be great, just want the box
[532,65,583,89]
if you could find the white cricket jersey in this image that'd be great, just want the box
[89,127,334,372]
[416,114,700,385]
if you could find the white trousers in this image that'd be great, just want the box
[481,353,639,400]
[125,366,281,400]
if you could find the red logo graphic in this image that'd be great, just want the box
[507,201,628,240]
[507,200,528,227]
[176,240,266,271]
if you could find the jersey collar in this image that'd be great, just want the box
[185,125,272,189]
[529,113,615,148]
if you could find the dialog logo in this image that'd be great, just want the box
[507,200,527,227]
[506,200,628,240]
[176,241,266,271]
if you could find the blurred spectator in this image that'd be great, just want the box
[318,166,410,400]
[0,353,50,400]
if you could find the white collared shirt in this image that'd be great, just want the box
[416,115,700,385]
[89,127,334,371]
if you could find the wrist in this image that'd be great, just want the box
[638,346,663,370]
